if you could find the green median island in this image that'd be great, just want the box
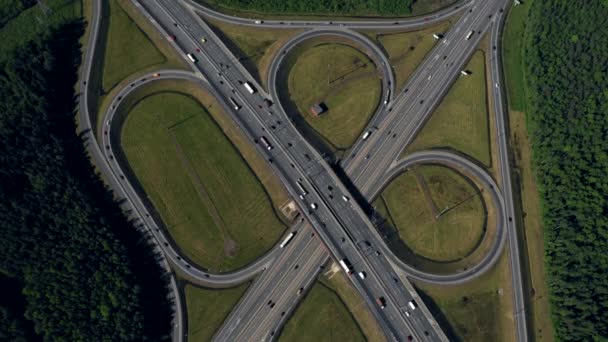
[121,92,285,272]
[374,165,486,262]
[287,43,381,151]
[280,281,366,342]
[185,282,249,341]
[403,50,491,166]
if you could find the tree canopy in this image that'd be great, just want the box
[524,1,608,340]
[0,20,172,342]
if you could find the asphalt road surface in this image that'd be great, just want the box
[77,0,528,340]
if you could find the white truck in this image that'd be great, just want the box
[243,82,256,94]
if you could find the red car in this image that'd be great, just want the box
[167,35,176,41]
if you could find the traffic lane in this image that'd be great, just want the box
[347,0,500,184]
[228,235,326,341]
[146,0,442,338]
[247,244,328,341]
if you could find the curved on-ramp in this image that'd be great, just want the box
[373,150,508,284]
[100,69,288,289]
[185,0,472,30]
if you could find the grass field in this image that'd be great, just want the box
[415,250,516,342]
[279,281,366,342]
[502,0,532,112]
[185,282,249,341]
[375,165,486,262]
[364,20,454,91]
[0,0,81,63]
[101,0,165,92]
[95,0,188,129]
[206,17,300,88]
[121,92,285,271]
[320,269,384,341]
[403,50,491,166]
[288,43,381,150]
[410,0,458,16]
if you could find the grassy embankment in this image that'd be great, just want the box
[205,17,301,88]
[403,50,491,166]
[378,37,518,340]
[121,89,288,272]
[279,280,366,342]
[502,0,554,340]
[375,165,486,262]
[363,19,454,91]
[287,43,381,151]
[94,0,187,129]
[184,283,249,341]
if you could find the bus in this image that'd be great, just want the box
[339,258,353,275]
[465,30,474,40]
[280,232,295,248]
[259,136,272,150]
[296,181,308,196]
[243,82,256,94]
[186,53,197,63]
[229,97,241,110]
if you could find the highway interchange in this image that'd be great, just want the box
[78,0,528,341]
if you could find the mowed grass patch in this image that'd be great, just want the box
[288,43,381,150]
[375,165,485,262]
[122,92,285,271]
[404,50,491,166]
[185,282,249,341]
[100,0,165,92]
[205,17,300,88]
[320,271,384,342]
[363,20,453,91]
[502,0,533,112]
[279,281,365,342]
[415,250,516,342]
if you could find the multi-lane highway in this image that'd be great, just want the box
[78,0,528,341]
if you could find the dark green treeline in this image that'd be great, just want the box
[524,1,608,340]
[0,21,172,341]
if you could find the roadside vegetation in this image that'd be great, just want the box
[363,20,454,91]
[121,91,286,272]
[374,166,486,262]
[195,0,458,18]
[502,0,554,340]
[319,270,384,341]
[287,43,381,151]
[94,0,187,129]
[206,17,300,88]
[279,281,365,342]
[415,251,516,342]
[197,0,414,17]
[524,1,608,340]
[0,19,171,340]
[184,282,249,341]
[403,50,491,166]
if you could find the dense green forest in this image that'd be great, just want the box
[0,16,172,342]
[199,0,414,16]
[524,1,608,340]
